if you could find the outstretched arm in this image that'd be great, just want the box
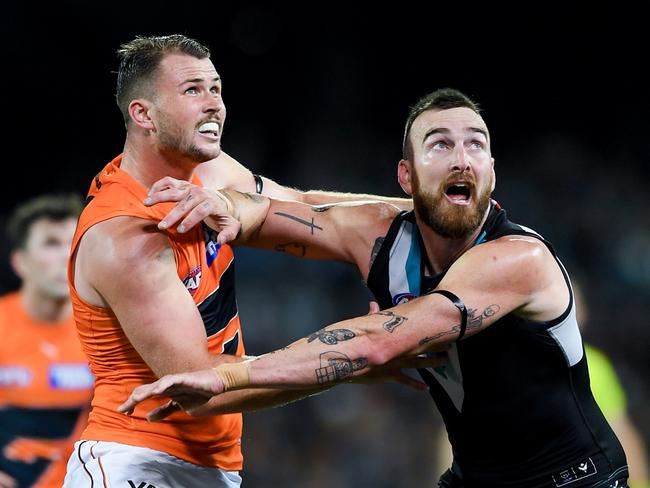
[196,151,413,209]
[119,236,569,415]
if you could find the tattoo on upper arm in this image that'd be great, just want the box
[418,304,500,345]
[307,328,356,345]
[315,351,368,384]
[274,212,323,234]
[377,311,408,333]
[369,237,385,269]
[275,242,308,257]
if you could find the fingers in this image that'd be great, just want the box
[214,216,241,244]
[146,177,190,206]
[117,380,166,415]
[158,194,205,231]
[147,400,182,422]
[367,301,380,315]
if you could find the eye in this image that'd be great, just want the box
[432,141,450,150]
[210,86,221,95]
[44,237,62,247]
[469,140,484,150]
[185,87,199,95]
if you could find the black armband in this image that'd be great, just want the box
[253,174,264,194]
[427,289,468,341]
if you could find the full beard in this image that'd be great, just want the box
[412,171,492,239]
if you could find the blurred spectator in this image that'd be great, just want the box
[0,194,92,488]
[574,281,649,488]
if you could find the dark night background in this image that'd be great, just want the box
[1,2,648,486]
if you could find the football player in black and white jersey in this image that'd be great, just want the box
[119,88,629,488]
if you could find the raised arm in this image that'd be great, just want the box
[118,236,570,413]
[147,181,398,280]
[195,151,413,209]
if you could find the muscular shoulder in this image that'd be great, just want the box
[82,216,171,266]
[479,234,551,269]
[443,234,568,321]
[75,216,175,305]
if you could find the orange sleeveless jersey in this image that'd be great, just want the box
[0,292,93,487]
[67,155,245,470]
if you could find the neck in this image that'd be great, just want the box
[417,208,490,275]
[121,136,197,187]
[20,286,71,323]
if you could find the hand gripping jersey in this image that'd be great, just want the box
[67,155,245,470]
[366,202,628,488]
[0,292,93,487]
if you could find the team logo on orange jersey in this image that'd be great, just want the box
[203,225,221,267]
[183,265,202,295]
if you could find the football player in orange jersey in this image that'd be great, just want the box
[1,194,92,488]
[64,34,413,488]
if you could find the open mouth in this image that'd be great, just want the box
[444,183,472,205]
[198,121,221,140]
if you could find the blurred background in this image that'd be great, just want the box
[1,1,648,486]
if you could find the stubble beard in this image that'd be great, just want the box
[157,113,220,164]
[412,170,492,239]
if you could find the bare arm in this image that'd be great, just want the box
[148,183,398,279]
[75,217,229,376]
[195,151,413,209]
[119,236,569,413]
[76,217,348,415]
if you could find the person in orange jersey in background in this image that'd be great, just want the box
[0,194,92,488]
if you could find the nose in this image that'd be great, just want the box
[450,145,470,173]
[204,92,225,115]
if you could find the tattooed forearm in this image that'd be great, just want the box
[274,212,323,234]
[307,328,356,345]
[377,311,408,333]
[369,237,384,269]
[315,352,368,384]
[418,304,500,345]
[275,242,308,257]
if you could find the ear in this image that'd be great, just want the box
[128,99,155,130]
[397,159,414,196]
[490,157,496,192]
[10,250,26,280]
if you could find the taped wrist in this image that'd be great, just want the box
[426,289,468,341]
[214,362,250,391]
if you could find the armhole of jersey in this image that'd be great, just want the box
[366,210,411,307]
[509,230,574,328]
[68,212,172,312]
[540,256,574,327]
